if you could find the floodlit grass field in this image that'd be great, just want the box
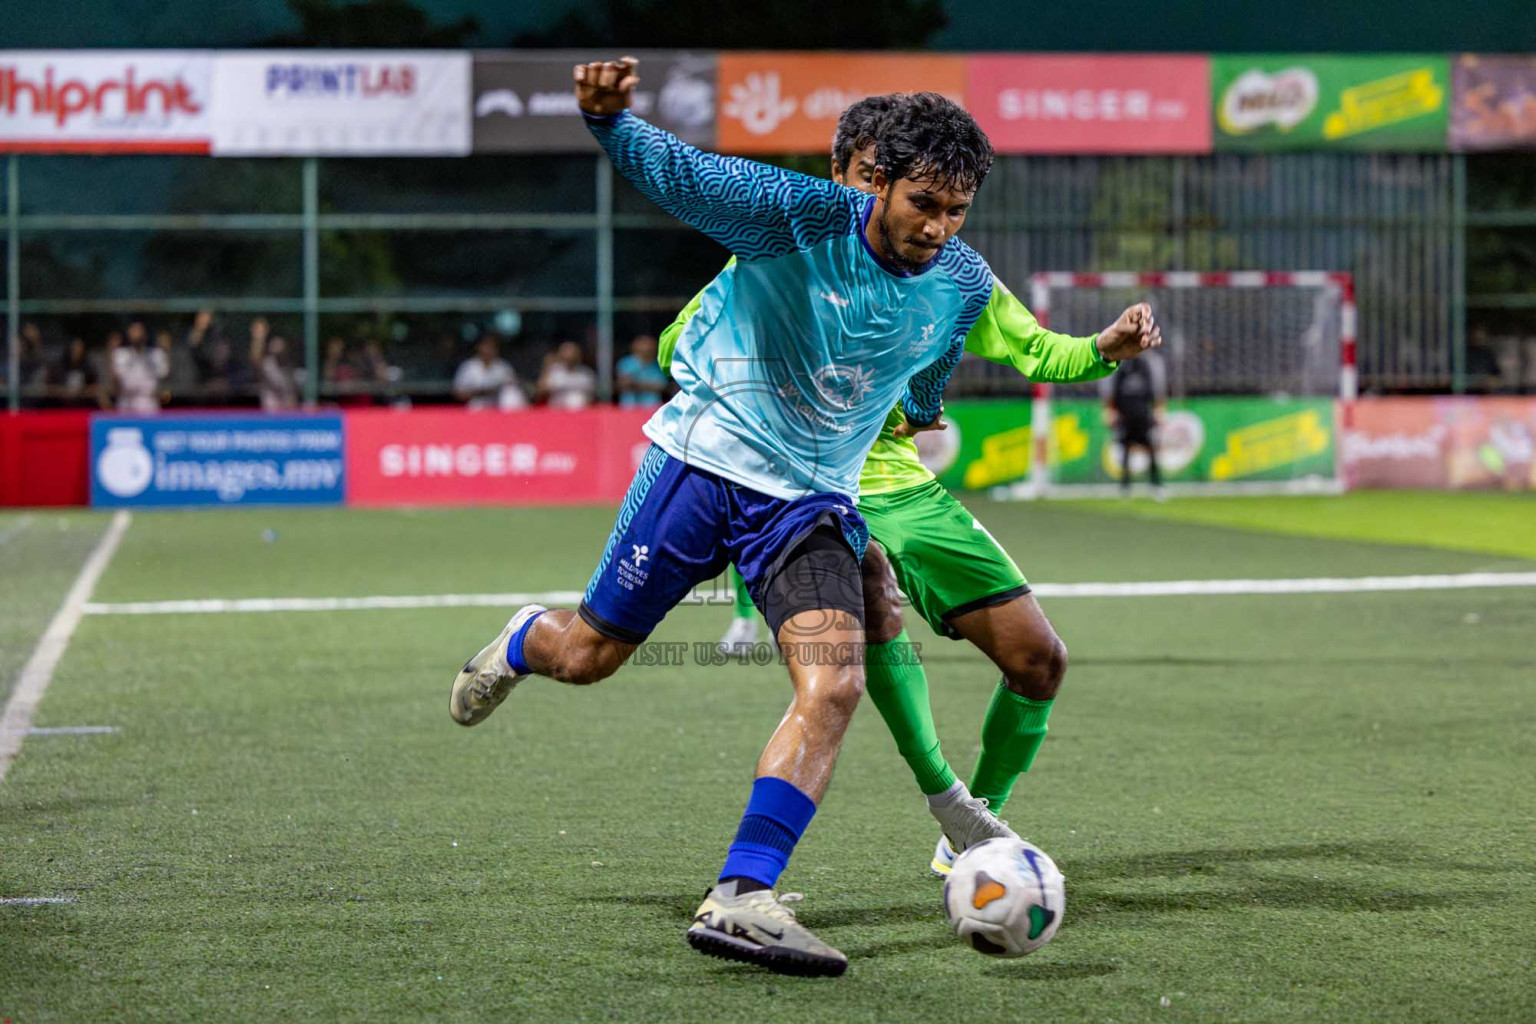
[2,493,1534,1022]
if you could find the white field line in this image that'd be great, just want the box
[1035,572,1536,597]
[78,571,1536,618]
[85,590,589,615]
[0,511,132,784]
[0,897,76,906]
[0,514,35,546]
[26,726,120,736]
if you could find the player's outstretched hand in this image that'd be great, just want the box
[1096,302,1162,363]
[893,413,948,439]
[574,57,640,117]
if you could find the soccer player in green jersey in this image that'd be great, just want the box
[663,95,1161,873]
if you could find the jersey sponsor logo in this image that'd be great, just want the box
[811,363,875,412]
[617,541,653,591]
[773,363,875,436]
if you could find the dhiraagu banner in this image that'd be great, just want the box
[1212,54,1449,151]
[921,398,1337,489]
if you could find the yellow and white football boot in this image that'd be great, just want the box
[927,784,1019,876]
[686,880,847,977]
[448,604,546,726]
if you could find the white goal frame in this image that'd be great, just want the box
[1008,270,1357,499]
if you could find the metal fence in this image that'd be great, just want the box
[3,149,1521,411]
[959,152,1462,395]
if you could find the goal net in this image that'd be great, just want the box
[1003,271,1356,498]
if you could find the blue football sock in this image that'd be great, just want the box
[505,611,545,676]
[718,776,818,889]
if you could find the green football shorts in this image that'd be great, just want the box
[857,478,1029,639]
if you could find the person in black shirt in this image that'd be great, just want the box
[1106,350,1167,497]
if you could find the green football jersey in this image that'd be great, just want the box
[658,265,1115,496]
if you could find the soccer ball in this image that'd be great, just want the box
[943,837,1065,957]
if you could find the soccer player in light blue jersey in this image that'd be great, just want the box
[449,58,1017,977]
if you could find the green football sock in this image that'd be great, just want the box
[865,631,958,796]
[730,565,755,619]
[968,682,1054,814]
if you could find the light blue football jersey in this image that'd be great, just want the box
[587,110,993,500]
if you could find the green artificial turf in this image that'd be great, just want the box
[1074,490,1536,564]
[2,497,1533,1022]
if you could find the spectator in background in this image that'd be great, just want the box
[183,308,223,397]
[158,327,199,406]
[49,337,103,408]
[538,340,596,410]
[357,339,395,399]
[197,332,238,403]
[323,337,357,386]
[17,322,48,391]
[111,320,169,414]
[615,334,667,408]
[453,334,525,410]
[246,316,271,368]
[258,334,300,411]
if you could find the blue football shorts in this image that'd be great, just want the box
[578,444,869,643]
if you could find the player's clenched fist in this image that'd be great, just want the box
[574,57,640,117]
[1095,302,1163,364]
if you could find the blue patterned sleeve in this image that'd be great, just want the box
[586,111,855,261]
[900,247,994,426]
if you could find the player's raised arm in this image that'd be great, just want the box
[575,58,852,259]
[965,283,1163,383]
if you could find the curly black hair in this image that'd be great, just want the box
[874,92,994,195]
[830,93,907,172]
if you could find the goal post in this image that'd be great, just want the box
[1009,271,1357,498]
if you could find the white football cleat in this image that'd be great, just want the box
[686,880,847,977]
[928,785,1020,861]
[930,834,958,876]
[448,604,546,726]
[717,616,761,659]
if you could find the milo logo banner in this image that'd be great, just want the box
[1213,55,1449,151]
[921,398,1337,489]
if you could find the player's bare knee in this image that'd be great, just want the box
[861,544,906,645]
[865,593,904,645]
[819,665,866,722]
[1000,634,1068,700]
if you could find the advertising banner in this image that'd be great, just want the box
[210,51,470,155]
[90,414,345,508]
[0,51,214,154]
[1051,397,1336,484]
[345,407,653,507]
[914,400,1034,491]
[1212,54,1449,151]
[1344,397,1536,491]
[473,51,714,152]
[967,55,1211,154]
[921,397,1337,489]
[716,53,965,154]
[1450,55,1536,151]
